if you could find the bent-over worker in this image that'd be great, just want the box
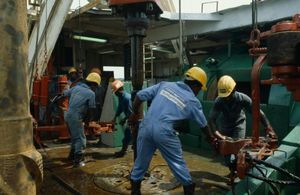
[129,67,216,195]
[63,72,101,168]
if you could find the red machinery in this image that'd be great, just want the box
[218,13,300,180]
[32,75,114,146]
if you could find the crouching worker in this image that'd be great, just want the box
[208,75,275,176]
[111,80,133,157]
[128,67,217,195]
[63,72,101,168]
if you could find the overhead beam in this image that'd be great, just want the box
[64,22,127,37]
[28,0,56,75]
[159,0,176,12]
[145,0,300,43]
[161,12,221,21]
[28,0,73,92]
[67,0,108,20]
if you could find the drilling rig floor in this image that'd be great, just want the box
[38,140,230,195]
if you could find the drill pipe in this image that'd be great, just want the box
[0,1,43,194]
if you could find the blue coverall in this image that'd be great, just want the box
[115,92,133,147]
[130,81,207,185]
[64,83,96,155]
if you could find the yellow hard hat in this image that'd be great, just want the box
[217,75,236,97]
[111,80,124,93]
[86,72,101,86]
[185,67,207,90]
[68,67,77,74]
[90,67,102,75]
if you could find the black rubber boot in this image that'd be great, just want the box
[73,153,85,168]
[67,149,75,161]
[114,145,128,158]
[183,182,195,195]
[131,179,141,195]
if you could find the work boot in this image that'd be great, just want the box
[183,182,195,195]
[67,149,75,161]
[130,179,141,195]
[114,145,128,158]
[73,153,85,168]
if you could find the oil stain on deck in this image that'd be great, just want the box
[38,141,230,194]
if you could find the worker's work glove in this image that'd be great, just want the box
[214,130,228,140]
[224,136,233,141]
[209,137,219,154]
[265,125,277,139]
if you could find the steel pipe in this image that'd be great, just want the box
[0,1,43,194]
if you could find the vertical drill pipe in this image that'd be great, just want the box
[131,35,144,91]
[0,1,43,194]
[125,10,149,160]
[251,54,267,144]
[130,35,144,160]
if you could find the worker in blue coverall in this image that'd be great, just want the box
[67,67,82,88]
[63,72,101,168]
[111,80,133,157]
[208,75,276,176]
[128,67,217,195]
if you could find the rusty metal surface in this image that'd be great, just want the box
[251,54,267,144]
[262,13,300,100]
[0,1,43,194]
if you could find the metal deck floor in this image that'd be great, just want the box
[38,140,230,195]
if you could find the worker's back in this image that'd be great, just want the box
[139,81,206,131]
[64,83,95,119]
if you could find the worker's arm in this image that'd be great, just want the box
[208,99,225,139]
[243,94,276,138]
[113,98,124,121]
[202,125,216,141]
[128,95,143,126]
[50,87,73,103]
[260,110,277,138]
[87,93,98,123]
[202,125,219,153]
[208,120,230,140]
[259,109,271,128]
[88,107,98,122]
[189,100,218,149]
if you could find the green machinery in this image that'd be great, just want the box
[108,45,300,194]
[181,46,300,195]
